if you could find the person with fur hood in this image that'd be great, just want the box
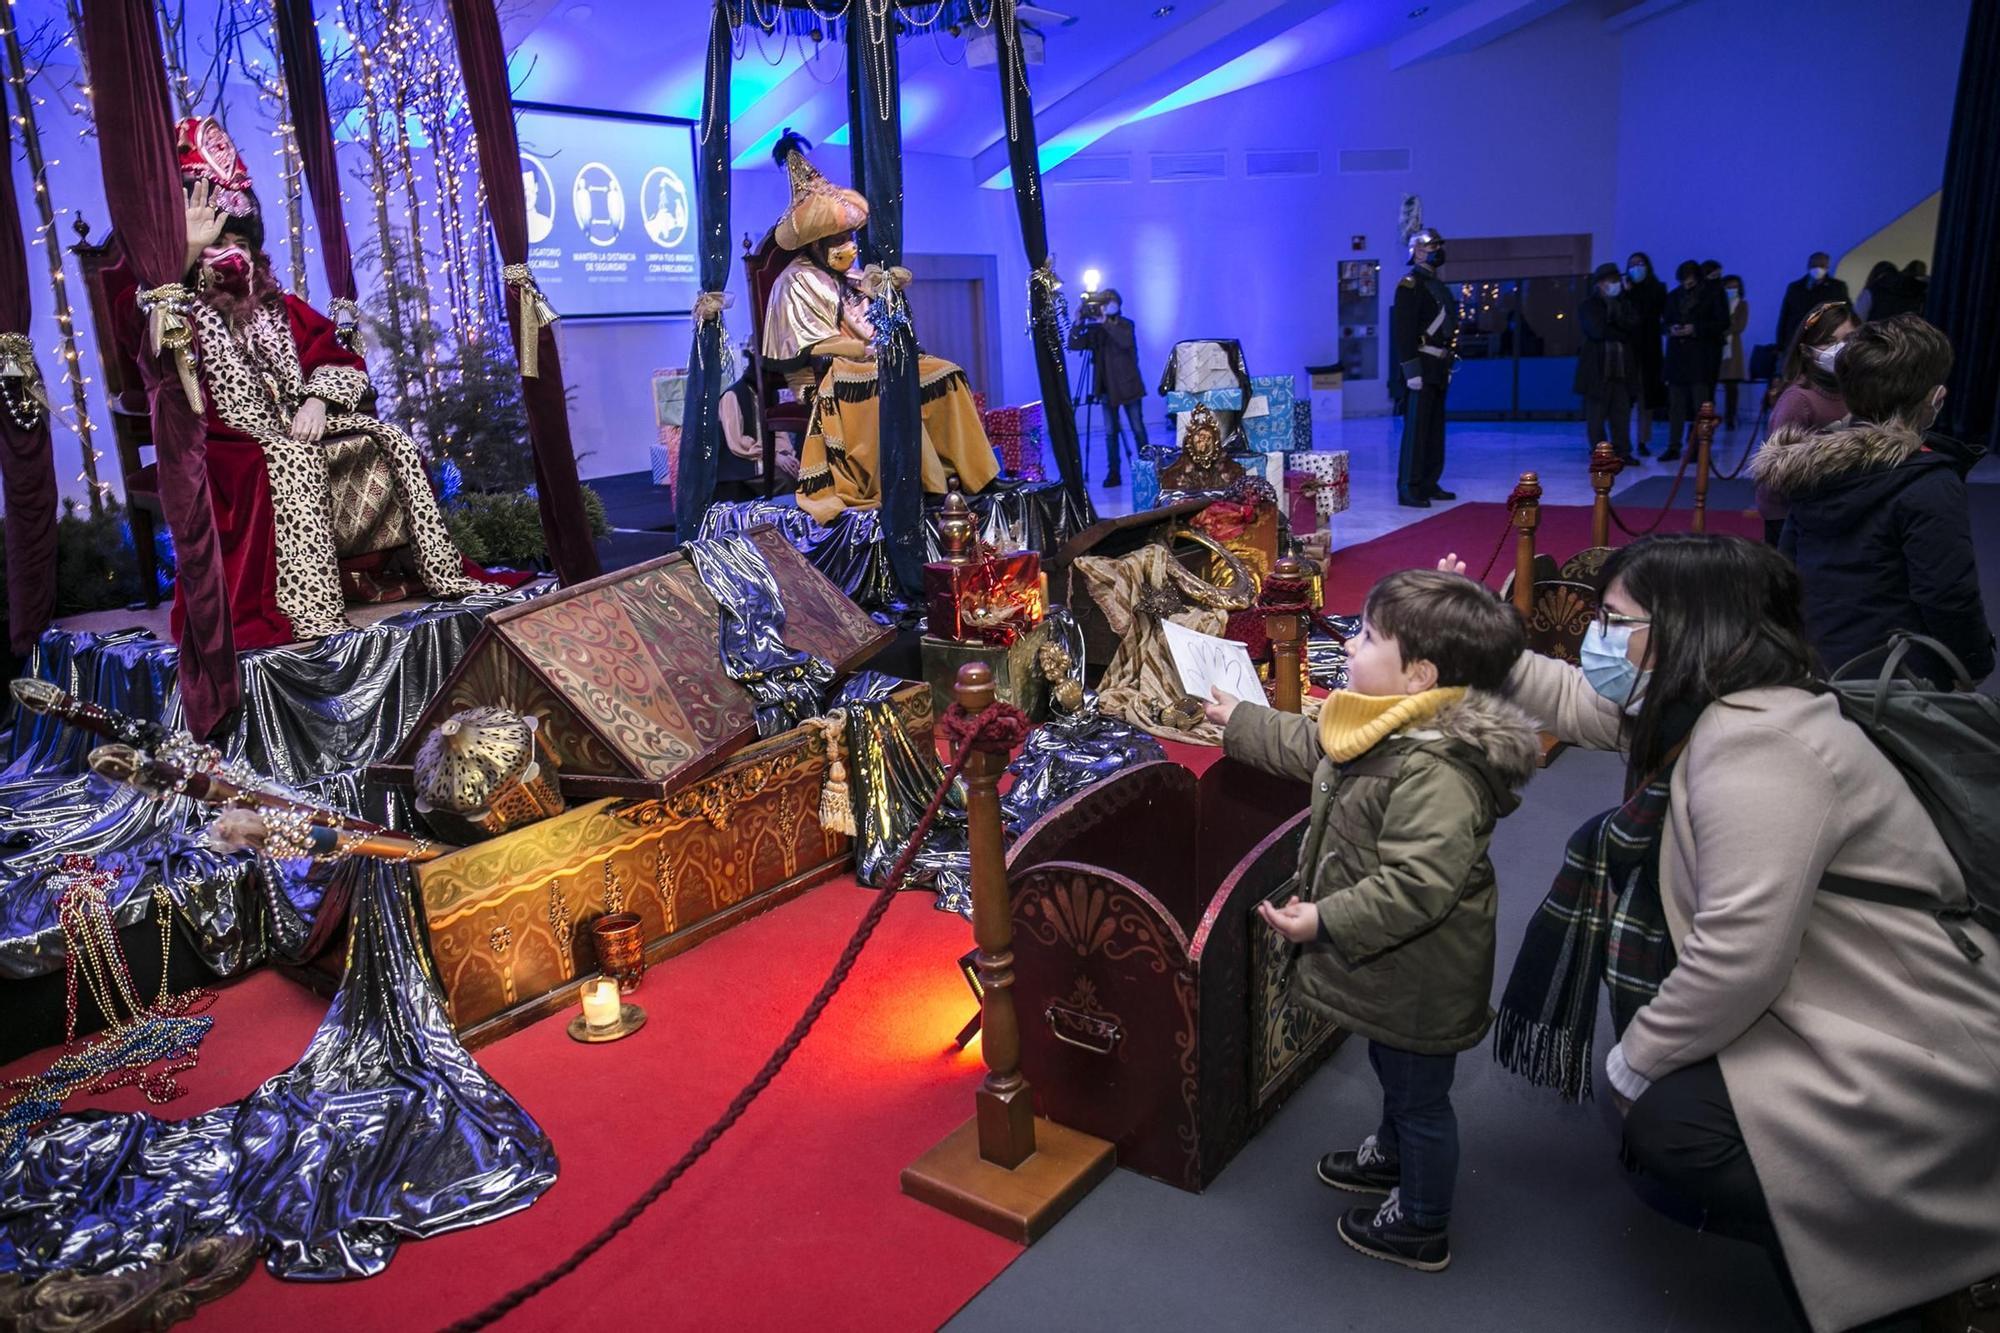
[1751,314,1993,686]
[1205,569,1536,1275]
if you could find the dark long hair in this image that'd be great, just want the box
[1779,299,1856,389]
[1598,534,1818,774]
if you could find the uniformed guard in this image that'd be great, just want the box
[1391,228,1459,507]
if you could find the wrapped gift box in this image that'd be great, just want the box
[1241,374,1296,454]
[1164,387,1244,416]
[649,434,679,490]
[1130,453,1161,511]
[652,368,688,443]
[1287,450,1351,517]
[983,406,1023,438]
[1284,471,1320,536]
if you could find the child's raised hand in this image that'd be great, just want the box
[1436,552,1468,576]
[1203,687,1241,729]
[1256,895,1318,943]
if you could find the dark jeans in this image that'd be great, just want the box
[1584,382,1633,460]
[1102,399,1150,477]
[1666,381,1713,454]
[1397,380,1449,501]
[1622,1058,1935,1332]
[1368,1040,1459,1229]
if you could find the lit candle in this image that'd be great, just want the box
[580,977,622,1033]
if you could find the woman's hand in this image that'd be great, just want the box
[1257,896,1319,943]
[774,442,801,479]
[1437,552,1468,576]
[1203,687,1240,729]
[183,179,226,275]
[290,397,328,445]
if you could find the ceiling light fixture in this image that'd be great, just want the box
[1407,5,1429,16]
[1153,5,1175,17]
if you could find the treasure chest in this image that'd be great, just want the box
[1005,756,1343,1192]
[373,526,932,1046]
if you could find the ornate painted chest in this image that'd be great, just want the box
[374,526,931,1046]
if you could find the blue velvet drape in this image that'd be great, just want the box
[673,2,733,543]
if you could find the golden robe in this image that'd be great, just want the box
[761,257,999,523]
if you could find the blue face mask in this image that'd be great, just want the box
[1581,619,1651,714]
[1627,264,1648,281]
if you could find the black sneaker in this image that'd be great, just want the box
[1426,487,1457,501]
[1104,473,1123,487]
[1660,447,1682,461]
[1336,1189,1451,1272]
[1317,1135,1399,1195]
[1397,495,1431,509]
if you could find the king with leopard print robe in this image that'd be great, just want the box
[109,268,486,645]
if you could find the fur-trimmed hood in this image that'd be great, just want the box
[1751,418,1981,500]
[1423,689,1540,802]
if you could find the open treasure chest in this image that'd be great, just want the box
[371,526,932,1047]
[1002,756,1345,1192]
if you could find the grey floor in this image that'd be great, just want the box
[949,432,2000,1333]
[947,749,1795,1333]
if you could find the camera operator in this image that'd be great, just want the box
[1067,287,1151,488]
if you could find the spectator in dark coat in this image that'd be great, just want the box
[1575,263,1639,463]
[1854,260,1899,322]
[1750,315,1993,686]
[1661,259,1729,460]
[1775,251,1852,350]
[1624,251,1668,454]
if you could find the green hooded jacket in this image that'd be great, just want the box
[1224,691,1538,1054]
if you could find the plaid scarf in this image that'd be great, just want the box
[1492,754,1681,1102]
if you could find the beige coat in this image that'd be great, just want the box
[1508,652,2000,1332]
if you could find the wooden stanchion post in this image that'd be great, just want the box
[1511,471,1542,622]
[1266,556,1307,714]
[902,664,1115,1242]
[1589,443,1622,549]
[1691,402,1716,534]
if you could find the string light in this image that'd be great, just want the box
[2,0,104,509]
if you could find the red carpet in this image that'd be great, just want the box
[1325,501,1764,611]
[0,881,1018,1331]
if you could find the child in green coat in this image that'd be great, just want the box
[1206,569,1536,1272]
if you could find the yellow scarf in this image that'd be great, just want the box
[1317,687,1466,763]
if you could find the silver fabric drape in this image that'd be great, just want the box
[0,586,540,980]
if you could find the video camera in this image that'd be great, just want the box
[1077,291,1109,323]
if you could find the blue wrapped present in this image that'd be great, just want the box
[1130,453,1161,512]
[1163,387,1244,415]
[1242,374,1297,454]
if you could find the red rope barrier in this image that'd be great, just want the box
[1607,441,1698,538]
[1477,480,1538,585]
[439,700,1031,1333]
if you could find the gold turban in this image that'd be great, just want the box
[773,145,869,251]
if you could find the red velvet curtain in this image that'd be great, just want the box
[80,0,239,738]
[274,0,357,303]
[0,76,58,655]
[445,0,601,586]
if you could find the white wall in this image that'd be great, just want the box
[1611,0,1968,352]
[1031,3,1624,418]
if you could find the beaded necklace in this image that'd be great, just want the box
[0,856,214,1168]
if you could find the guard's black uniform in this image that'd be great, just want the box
[1391,265,1458,503]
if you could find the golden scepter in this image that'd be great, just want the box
[88,745,451,863]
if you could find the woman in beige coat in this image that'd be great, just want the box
[1488,534,2000,1331]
